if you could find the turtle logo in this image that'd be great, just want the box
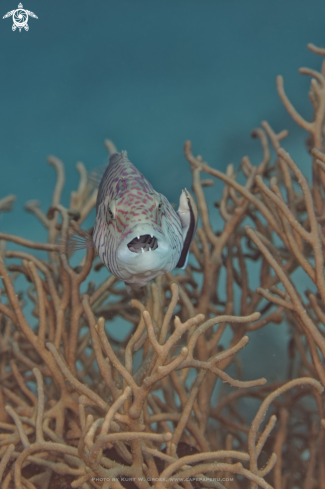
[3,3,38,32]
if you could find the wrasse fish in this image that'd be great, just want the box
[68,151,198,288]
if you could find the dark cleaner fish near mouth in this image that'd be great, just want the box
[63,151,198,288]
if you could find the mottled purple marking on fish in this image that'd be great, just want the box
[68,151,198,288]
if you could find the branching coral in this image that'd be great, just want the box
[2,44,325,489]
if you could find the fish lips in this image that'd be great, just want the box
[117,224,172,273]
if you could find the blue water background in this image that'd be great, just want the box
[1,0,324,386]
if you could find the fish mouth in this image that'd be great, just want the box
[127,234,158,253]
[118,225,171,275]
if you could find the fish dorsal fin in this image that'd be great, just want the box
[88,151,128,189]
[109,151,128,167]
[60,228,94,254]
[176,188,198,269]
[88,165,108,189]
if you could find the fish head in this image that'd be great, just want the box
[94,186,183,283]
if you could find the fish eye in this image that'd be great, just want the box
[107,203,115,220]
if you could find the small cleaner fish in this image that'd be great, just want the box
[68,151,198,288]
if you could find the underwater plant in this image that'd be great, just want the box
[2,42,325,488]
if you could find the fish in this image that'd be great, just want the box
[66,151,198,288]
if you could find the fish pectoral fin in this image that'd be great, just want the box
[176,189,198,269]
[60,228,94,254]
